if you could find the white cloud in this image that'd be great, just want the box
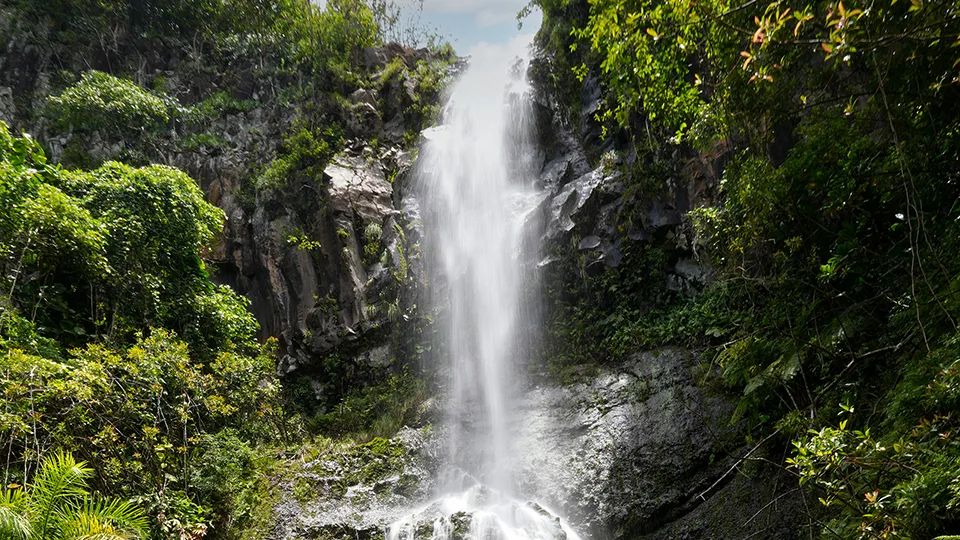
[422,0,531,26]
[474,8,514,28]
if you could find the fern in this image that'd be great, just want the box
[0,488,30,539]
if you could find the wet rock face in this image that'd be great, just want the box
[270,428,439,540]
[265,350,803,540]
[194,46,445,380]
[524,49,722,305]
[531,151,712,299]
[208,134,423,385]
[511,350,804,539]
[260,146,418,377]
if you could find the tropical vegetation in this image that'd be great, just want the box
[0,452,148,540]
[4,0,959,535]
[531,0,960,536]
[0,0,448,537]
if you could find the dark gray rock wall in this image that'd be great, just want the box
[512,350,804,539]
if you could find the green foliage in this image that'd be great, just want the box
[187,92,260,122]
[0,123,287,536]
[525,0,591,127]
[375,56,451,140]
[533,0,960,534]
[404,60,448,135]
[378,58,409,88]
[261,121,339,195]
[363,222,383,266]
[0,451,148,540]
[284,0,382,89]
[624,100,960,531]
[0,126,108,283]
[12,0,290,44]
[53,160,234,354]
[179,133,228,153]
[47,71,170,134]
[790,356,960,539]
[258,118,343,238]
[0,0,452,536]
[572,0,734,136]
[188,430,277,539]
[286,233,322,252]
[306,371,426,441]
[0,126,244,356]
[0,332,283,537]
[541,234,670,369]
[543,0,960,144]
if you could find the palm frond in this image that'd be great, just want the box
[29,451,92,538]
[0,487,30,540]
[59,497,148,540]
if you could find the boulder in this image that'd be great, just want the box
[325,154,396,223]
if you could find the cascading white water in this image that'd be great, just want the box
[387,36,580,540]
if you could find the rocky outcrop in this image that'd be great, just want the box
[263,349,804,540]
[270,427,439,540]
[194,45,447,385]
[513,349,804,539]
[526,119,715,307]
[0,20,452,388]
[269,147,417,376]
[192,44,450,393]
[531,147,714,300]
[517,41,806,538]
[524,34,732,303]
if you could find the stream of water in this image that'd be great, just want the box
[387,36,581,540]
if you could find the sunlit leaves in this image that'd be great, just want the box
[568,0,732,137]
[285,0,382,86]
[47,71,169,135]
[554,0,960,143]
[0,331,281,536]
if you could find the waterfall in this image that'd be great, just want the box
[387,36,581,540]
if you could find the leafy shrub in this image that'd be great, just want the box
[363,222,383,266]
[307,371,426,440]
[186,92,260,122]
[0,331,282,537]
[0,123,287,536]
[293,0,381,80]
[261,123,338,193]
[179,132,228,152]
[51,160,229,352]
[47,71,169,134]
[258,119,342,229]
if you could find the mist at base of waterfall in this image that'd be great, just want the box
[387,482,581,540]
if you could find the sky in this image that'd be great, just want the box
[315,0,542,54]
[415,0,542,54]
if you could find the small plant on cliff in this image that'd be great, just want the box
[363,222,383,266]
